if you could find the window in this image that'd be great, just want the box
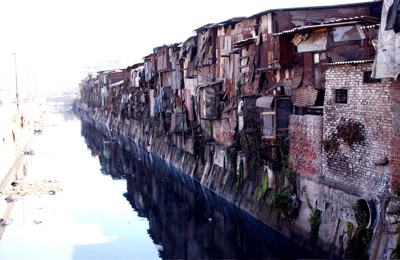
[313,53,320,64]
[363,71,381,84]
[335,89,348,104]
[261,111,276,139]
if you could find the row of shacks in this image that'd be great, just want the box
[79,1,382,156]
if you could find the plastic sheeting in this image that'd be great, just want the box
[332,25,366,42]
[256,96,275,108]
[372,0,400,79]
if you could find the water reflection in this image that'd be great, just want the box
[81,120,316,259]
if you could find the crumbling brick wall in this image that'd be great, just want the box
[390,80,400,192]
[289,115,323,178]
[323,63,396,197]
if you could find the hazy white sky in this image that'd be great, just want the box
[0,0,372,95]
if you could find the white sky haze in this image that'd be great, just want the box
[0,0,372,95]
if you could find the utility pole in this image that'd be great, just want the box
[13,52,19,111]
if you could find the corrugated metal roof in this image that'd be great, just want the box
[324,15,380,24]
[249,1,381,18]
[215,17,246,27]
[361,24,380,29]
[256,96,275,108]
[273,16,379,36]
[272,21,359,36]
[292,85,318,107]
[322,59,374,66]
[233,37,257,47]
[194,23,216,32]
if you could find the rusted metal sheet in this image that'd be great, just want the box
[289,7,371,27]
[278,35,294,66]
[183,88,194,121]
[275,11,293,32]
[198,81,222,119]
[197,30,214,66]
[213,118,235,146]
[303,52,313,86]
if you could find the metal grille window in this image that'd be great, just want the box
[335,89,348,104]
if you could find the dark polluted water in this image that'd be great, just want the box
[0,109,317,259]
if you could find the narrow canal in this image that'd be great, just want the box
[0,108,316,259]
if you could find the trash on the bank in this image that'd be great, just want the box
[3,180,62,196]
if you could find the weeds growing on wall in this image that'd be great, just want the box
[303,187,321,239]
[258,172,269,200]
[270,186,297,221]
[267,137,299,222]
[346,200,372,258]
[322,136,340,153]
[309,209,321,235]
[336,119,365,147]
[323,119,365,155]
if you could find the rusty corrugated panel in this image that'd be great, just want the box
[279,35,294,65]
[259,33,269,69]
[303,52,313,85]
[292,64,303,88]
[322,59,374,66]
[289,7,371,27]
[275,11,293,32]
[291,85,318,107]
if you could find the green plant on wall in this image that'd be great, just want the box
[322,136,340,153]
[270,186,297,221]
[242,133,267,174]
[266,137,299,222]
[309,209,321,235]
[336,119,365,147]
[347,221,354,233]
[346,200,372,258]
[303,187,321,240]
[258,172,269,200]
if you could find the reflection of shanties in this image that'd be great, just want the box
[80,121,315,259]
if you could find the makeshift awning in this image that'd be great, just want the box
[233,37,257,48]
[197,80,223,88]
[292,85,318,107]
[256,96,275,109]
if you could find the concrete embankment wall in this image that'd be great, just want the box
[78,107,380,258]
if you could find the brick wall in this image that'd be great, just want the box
[289,115,323,178]
[323,63,397,197]
[390,80,400,192]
